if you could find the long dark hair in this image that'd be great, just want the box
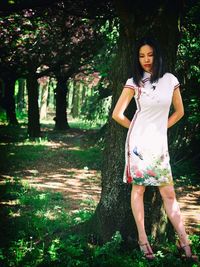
[132,37,167,86]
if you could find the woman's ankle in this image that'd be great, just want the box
[138,235,148,244]
[177,234,190,246]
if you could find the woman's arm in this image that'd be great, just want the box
[168,87,184,128]
[112,87,135,128]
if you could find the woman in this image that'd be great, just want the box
[112,37,197,260]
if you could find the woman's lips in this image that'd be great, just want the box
[144,64,151,67]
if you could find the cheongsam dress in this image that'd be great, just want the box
[123,72,180,186]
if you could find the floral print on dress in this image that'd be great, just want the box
[127,150,173,186]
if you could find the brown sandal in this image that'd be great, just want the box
[177,240,198,262]
[138,241,155,260]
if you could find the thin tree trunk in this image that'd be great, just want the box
[67,80,74,113]
[71,81,79,118]
[55,77,70,130]
[40,82,49,120]
[4,77,18,125]
[0,80,6,112]
[27,74,40,138]
[16,78,26,112]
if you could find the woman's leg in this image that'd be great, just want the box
[131,185,154,258]
[131,185,147,243]
[159,185,190,246]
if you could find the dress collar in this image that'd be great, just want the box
[143,71,151,79]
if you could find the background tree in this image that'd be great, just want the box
[0,3,112,135]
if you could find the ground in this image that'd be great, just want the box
[0,121,200,235]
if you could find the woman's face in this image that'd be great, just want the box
[139,44,154,73]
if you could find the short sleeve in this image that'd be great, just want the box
[171,74,180,90]
[124,78,139,97]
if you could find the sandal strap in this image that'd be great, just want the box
[177,240,190,248]
[138,242,153,255]
[177,240,198,260]
[180,244,190,249]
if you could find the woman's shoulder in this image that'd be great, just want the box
[162,72,177,79]
[125,77,135,87]
[126,77,134,83]
[162,72,180,88]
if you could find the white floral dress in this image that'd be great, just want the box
[123,72,180,186]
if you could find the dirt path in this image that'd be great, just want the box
[0,125,199,235]
[176,186,200,235]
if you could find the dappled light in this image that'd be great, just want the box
[0,126,102,212]
[176,187,200,233]
[0,125,199,234]
[21,167,101,210]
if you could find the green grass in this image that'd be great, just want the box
[65,146,102,170]
[0,178,199,267]
[68,117,104,130]
[0,143,54,173]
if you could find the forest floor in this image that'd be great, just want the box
[0,119,200,236]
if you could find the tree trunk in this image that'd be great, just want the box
[82,0,182,247]
[55,77,70,130]
[27,74,41,138]
[0,80,5,113]
[4,77,18,125]
[71,81,79,118]
[40,82,49,120]
[16,78,26,112]
[67,80,74,113]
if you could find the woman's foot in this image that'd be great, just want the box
[138,241,155,260]
[177,240,198,261]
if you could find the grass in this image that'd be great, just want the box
[0,178,199,267]
[65,146,102,170]
[68,117,105,130]
[0,116,200,266]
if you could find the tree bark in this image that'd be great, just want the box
[4,77,18,125]
[54,77,70,130]
[40,82,49,120]
[71,81,79,118]
[27,74,41,138]
[82,0,182,247]
[16,78,26,112]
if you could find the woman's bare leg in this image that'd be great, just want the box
[159,185,190,245]
[131,185,147,243]
[131,185,154,258]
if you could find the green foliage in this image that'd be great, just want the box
[0,109,7,124]
[189,235,200,255]
[80,86,111,126]
[167,2,200,170]
[96,18,119,78]
[94,231,122,257]
[188,97,200,124]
